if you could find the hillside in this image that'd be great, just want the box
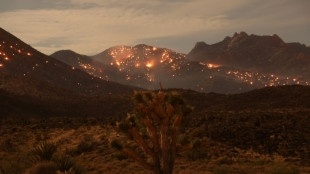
[52,45,257,93]
[0,28,137,95]
[52,33,310,94]
[0,85,309,173]
[187,32,310,82]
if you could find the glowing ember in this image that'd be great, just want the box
[18,49,21,53]
[0,64,3,67]
[4,57,9,61]
[207,64,221,68]
[146,63,153,68]
[27,53,31,56]
[152,47,157,51]
[72,67,75,70]
[116,61,120,66]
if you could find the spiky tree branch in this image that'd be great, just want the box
[112,90,192,174]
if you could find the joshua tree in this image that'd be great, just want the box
[111,89,192,174]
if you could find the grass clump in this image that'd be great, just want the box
[65,135,96,156]
[76,135,95,154]
[53,155,85,174]
[31,141,57,162]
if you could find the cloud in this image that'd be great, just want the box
[0,0,309,55]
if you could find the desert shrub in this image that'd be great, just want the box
[112,90,192,174]
[76,134,96,154]
[31,141,57,162]
[66,135,96,156]
[24,161,57,174]
[111,153,128,161]
[53,155,75,172]
[266,162,299,174]
[53,155,84,174]
[185,139,207,161]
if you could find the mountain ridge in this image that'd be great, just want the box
[0,28,138,96]
[187,31,310,79]
[51,32,310,94]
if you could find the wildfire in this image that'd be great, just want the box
[207,64,221,68]
[146,63,153,68]
[152,47,157,51]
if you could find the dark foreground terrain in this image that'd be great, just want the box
[0,85,310,173]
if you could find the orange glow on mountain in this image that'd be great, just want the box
[152,47,157,51]
[207,63,221,68]
[146,63,153,68]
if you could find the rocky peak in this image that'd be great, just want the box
[228,32,249,48]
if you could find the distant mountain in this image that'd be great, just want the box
[187,32,310,83]
[53,36,310,93]
[0,28,137,95]
[50,50,122,81]
[53,45,259,93]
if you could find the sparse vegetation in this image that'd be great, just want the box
[24,161,57,174]
[112,90,192,174]
[31,141,57,162]
[266,162,299,174]
[76,134,96,154]
[53,155,84,174]
[0,86,309,173]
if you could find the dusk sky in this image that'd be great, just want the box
[1,0,309,55]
